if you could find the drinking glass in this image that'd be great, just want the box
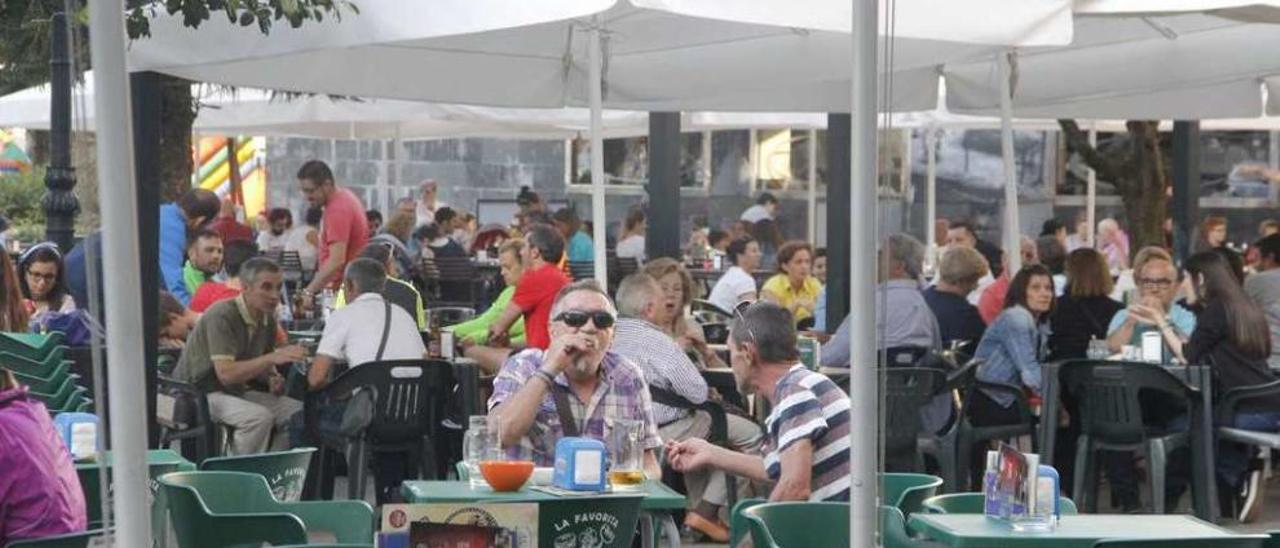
[608,419,645,490]
[462,415,499,488]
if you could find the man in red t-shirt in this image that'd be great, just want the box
[297,160,370,307]
[488,224,569,350]
[208,199,255,245]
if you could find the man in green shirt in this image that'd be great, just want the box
[173,257,306,455]
[183,229,224,298]
[452,238,527,373]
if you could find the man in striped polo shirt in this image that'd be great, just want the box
[667,302,850,502]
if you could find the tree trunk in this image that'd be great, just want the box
[1122,121,1168,251]
[158,74,195,202]
[1058,119,1170,259]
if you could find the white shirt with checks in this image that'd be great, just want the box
[609,317,708,425]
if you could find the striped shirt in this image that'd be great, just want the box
[610,318,708,425]
[763,365,851,502]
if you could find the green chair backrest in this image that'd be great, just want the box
[729,498,768,548]
[882,473,943,516]
[0,332,64,360]
[30,376,77,407]
[3,355,70,381]
[1094,537,1267,548]
[200,447,316,502]
[922,493,1078,515]
[13,369,77,393]
[881,505,922,548]
[77,455,195,532]
[159,471,373,546]
[158,471,307,548]
[741,502,850,548]
[4,528,110,548]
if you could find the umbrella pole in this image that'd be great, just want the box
[808,129,818,242]
[87,0,151,546]
[1086,123,1097,247]
[925,127,938,272]
[999,51,1021,274]
[589,22,608,287]
[849,0,879,545]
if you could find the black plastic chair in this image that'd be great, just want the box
[917,358,981,492]
[433,257,486,308]
[956,377,1038,491]
[701,322,730,345]
[567,261,595,281]
[692,299,733,321]
[883,367,948,473]
[884,346,931,369]
[303,359,455,500]
[1060,361,1198,513]
[156,376,223,462]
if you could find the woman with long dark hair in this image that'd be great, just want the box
[0,251,29,332]
[973,265,1055,422]
[1048,249,1122,361]
[18,243,75,315]
[1183,251,1280,521]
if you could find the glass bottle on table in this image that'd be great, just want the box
[462,415,498,489]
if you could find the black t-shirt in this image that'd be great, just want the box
[923,287,986,350]
[1186,299,1279,412]
[1049,294,1123,361]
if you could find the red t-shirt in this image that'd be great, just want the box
[978,274,1010,325]
[319,188,370,286]
[209,217,255,245]
[512,264,571,349]
[189,282,242,313]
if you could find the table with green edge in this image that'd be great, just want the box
[402,479,685,548]
[76,449,196,548]
[908,513,1240,548]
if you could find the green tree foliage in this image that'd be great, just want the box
[0,168,50,238]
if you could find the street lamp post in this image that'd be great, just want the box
[43,10,80,252]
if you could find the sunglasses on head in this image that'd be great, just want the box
[555,309,616,329]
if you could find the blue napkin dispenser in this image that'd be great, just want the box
[553,437,608,492]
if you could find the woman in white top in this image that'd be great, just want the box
[615,207,647,262]
[287,206,321,272]
[708,236,762,314]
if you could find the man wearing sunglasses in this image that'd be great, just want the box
[667,302,850,503]
[488,280,663,481]
[1106,247,1195,355]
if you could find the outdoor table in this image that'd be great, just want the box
[1036,362,1218,520]
[401,479,685,548]
[908,513,1237,548]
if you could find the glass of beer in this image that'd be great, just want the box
[608,419,646,489]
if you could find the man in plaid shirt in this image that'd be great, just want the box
[488,280,663,480]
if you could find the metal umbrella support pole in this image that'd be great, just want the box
[588,21,608,287]
[86,0,151,545]
[998,52,1022,275]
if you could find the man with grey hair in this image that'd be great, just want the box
[416,178,449,227]
[668,302,850,502]
[489,280,663,481]
[611,274,762,541]
[174,257,306,454]
[822,233,941,368]
[294,257,425,502]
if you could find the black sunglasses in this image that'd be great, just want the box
[555,309,616,329]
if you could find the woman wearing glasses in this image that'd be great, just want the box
[17,243,75,316]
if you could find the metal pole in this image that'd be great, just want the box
[1085,123,1097,247]
[588,22,608,287]
[925,127,938,272]
[43,10,79,252]
[1171,122,1202,263]
[998,52,1022,275]
[850,0,879,544]
[808,129,818,242]
[87,0,150,545]
[646,112,681,260]
[748,128,759,195]
[702,130,713,191]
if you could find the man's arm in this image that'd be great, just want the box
[212,349,297,388]
[1106,312,1139,353]
[307,354,335,390]
[306,241,347,293]
[486,302,524,343]
[770,439,815,502]
[489,370,553,447]
[707,444,770,483]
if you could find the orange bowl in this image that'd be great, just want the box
[479,460,535,492]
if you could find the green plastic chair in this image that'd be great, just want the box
[728,497,767,548]
[922,492,1078,515]
[1266,530,1280,548]
[159,471,373,547]
[1093,537,1267,548]
[12,369,79,394]
[882,473,943,517]
[882,506,948,548]
[3,529,110,548]
[3,356,71,383]
[0,332,65,361]
[200,447,317,502]
[741,502,849,548]
[30,376,82,409]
